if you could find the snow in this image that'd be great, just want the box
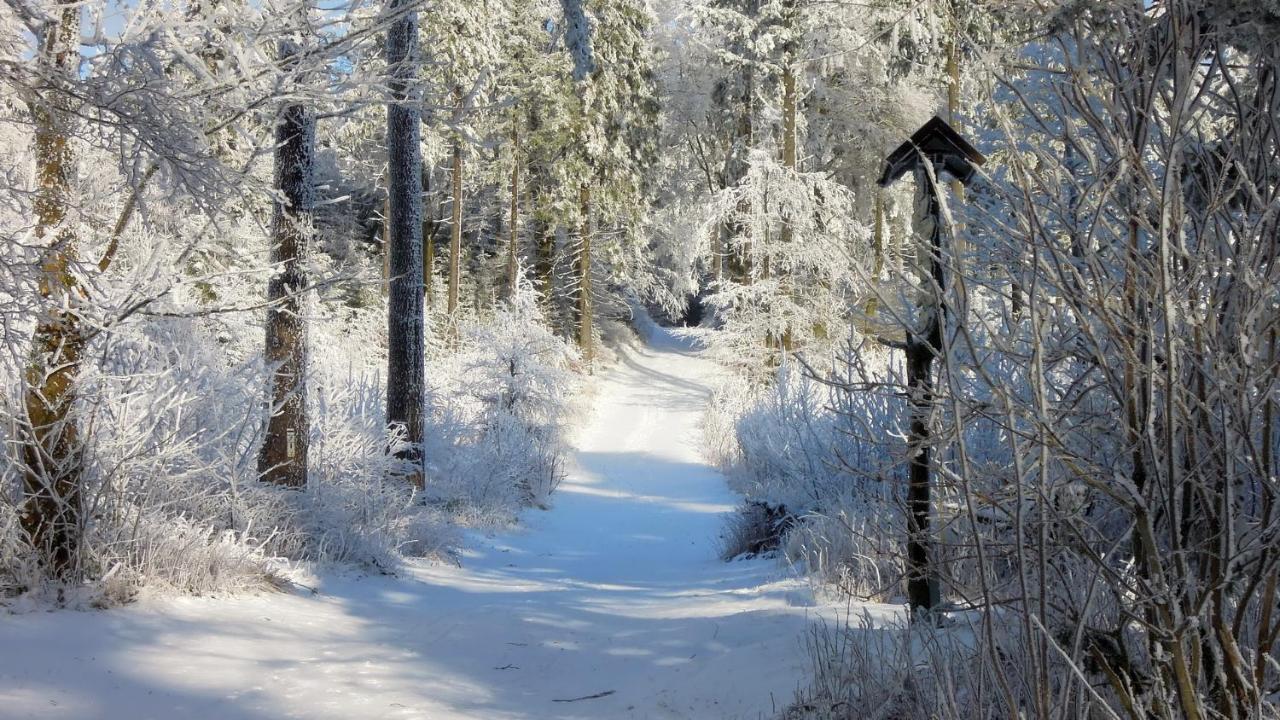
[0,327,876,720]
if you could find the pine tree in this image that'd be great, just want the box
[559,0,661,361]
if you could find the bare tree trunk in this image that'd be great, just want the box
[21,4,84,579]
[506,118,520,303]
[866,189,885,315]
[781,66,798,173]
[577,184,593,365]
[944,18,967,309]
[382,196,390,296]
[447,87,463,321]
[384,0,425,487]
[421,161,435,309]
[728,58,755,284]
[258,39,314,489]
[778,60,798,351]
[711,225,723,285]
[535,218,553,305]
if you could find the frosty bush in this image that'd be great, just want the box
[1,298,434,598]
[422,284,579,522]
[710,349,907,599]
[0,300,576,601]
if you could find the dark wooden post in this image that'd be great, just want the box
[878,116,985,620]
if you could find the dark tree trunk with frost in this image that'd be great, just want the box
[777,42,797,351]
[576,185,592,363]
[422,162,435,309]
[258,39,315,489]
[21,5,84,579]
[385,0,425,486]
[506,117,520,303]
[447,88,463,320]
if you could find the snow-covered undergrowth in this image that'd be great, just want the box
[783,611,1084,720]
[707,345,907,599]
[0,254,580,605]
[705,334,1137,717]
[420,288,580,523]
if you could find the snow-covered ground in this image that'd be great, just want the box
[0,327,877,720]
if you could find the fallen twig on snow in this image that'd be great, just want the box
[551,690,616,703]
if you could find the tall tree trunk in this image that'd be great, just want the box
[728,43,755,283]
[447,87,464,320]
[576,185,593,364]
[945,17,967,309]
[258,39,315,489]
[535,215,554,308]
[384,0,425,487]
[866,189,885,315]
[21,4,84,579]
[524,113,555,316]
[711,226,723,285]
[422,162,435,310]
[506,118,520,303]
[781,67,798,172]
[382,196,390,296]
[778,60,798,351]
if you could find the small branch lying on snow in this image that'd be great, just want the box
[552,690,615,703]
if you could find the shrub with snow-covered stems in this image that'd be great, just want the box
[422,283,579,521]
[708,344,907,599]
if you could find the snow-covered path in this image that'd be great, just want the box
[1,328,831,720]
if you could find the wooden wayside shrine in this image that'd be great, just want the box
[878,115,986,189]
[877,115,984,621]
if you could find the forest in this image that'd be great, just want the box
[1,0,1278,718]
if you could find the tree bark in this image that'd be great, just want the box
[711,225,723,284]
[506,118,520,303]
[560,0,596,362]
[778,60,797,351]
[422,161,435,309]
[576,185,593,364]
[447,87,463,320]
[258,39,314,489]
[21,4,85,579]
[535,216,554,308]
[945,18,967,309]
[866,189,885,315]
[384,0,426,487]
